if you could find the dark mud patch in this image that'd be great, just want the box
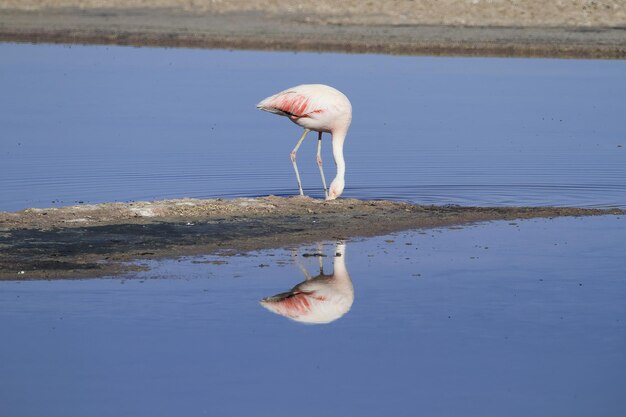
[0,196,623,279]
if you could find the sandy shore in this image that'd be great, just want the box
[1,197,623,279]
[1,1,625,58]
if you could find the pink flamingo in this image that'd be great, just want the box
[257,84,352,200]
[260,242,353,324]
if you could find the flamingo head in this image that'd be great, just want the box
[327,178,345,200]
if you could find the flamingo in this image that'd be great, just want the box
[260,242,353,324]
[257,84,352,200]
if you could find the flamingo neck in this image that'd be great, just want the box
[331,130,346,181]
[333,243,348,276]
[332,243,353,294]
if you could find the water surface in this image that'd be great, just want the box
[1,43,625,210]
[1,216,624,416]
[1,43,625,417]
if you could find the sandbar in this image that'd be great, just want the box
[0,196,623,279]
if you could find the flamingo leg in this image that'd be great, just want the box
[316,132,329,199]
[290,129,309,196]
[317,242,325,274]
[291,248,312,280]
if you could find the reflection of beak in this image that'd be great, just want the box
[260,291,293,303]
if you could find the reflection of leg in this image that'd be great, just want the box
[298,263,312,280]
[290,129,309,196]
[317,242,325,274]
[291,248,312,280]
[316,132,329,198]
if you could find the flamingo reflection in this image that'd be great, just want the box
[260,242,353,324]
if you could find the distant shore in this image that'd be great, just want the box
[1,2,625,58]
[1,196,623,279]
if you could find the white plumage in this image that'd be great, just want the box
[257,84,352,200]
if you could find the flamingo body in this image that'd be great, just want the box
[260,275,354,324]
[257,84,352,133]
[257,84,352,199]
[260,242,353,324]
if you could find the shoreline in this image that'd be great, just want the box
[1,196,623,279]
[1,8,625,59]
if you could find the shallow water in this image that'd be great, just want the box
[1,43,625,416]
[1,43,626,211]
[1,216,625,416]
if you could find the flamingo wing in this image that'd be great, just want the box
[257,88,325,119]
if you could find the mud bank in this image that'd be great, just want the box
[0,196,623,279]
[1,6,625,59]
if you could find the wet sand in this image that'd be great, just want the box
[1,196,623,279]
[1,3,625,58]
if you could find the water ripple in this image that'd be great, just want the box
[1,43,625,211]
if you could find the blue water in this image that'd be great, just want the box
[1,43,625,417]
[1,43,625,211]
[1,216,625,416]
